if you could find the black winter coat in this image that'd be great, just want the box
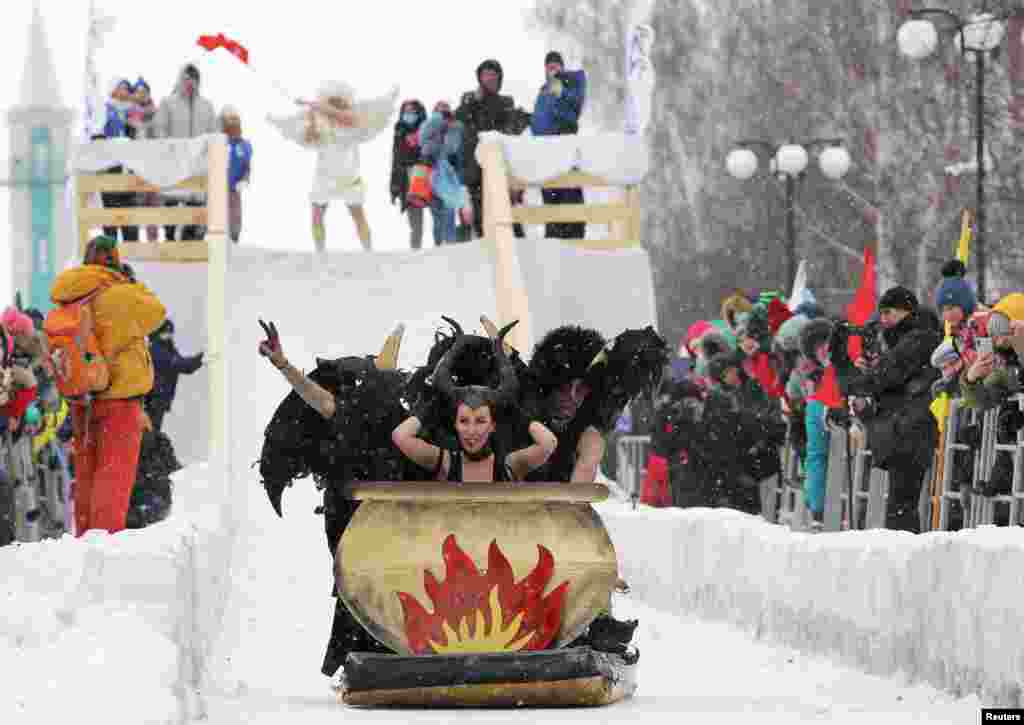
[833,309,942,469]
[389,103,426,212]
[455,91,530,188]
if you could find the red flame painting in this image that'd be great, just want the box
[397,534,569,654]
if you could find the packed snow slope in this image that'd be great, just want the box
[134,239,657,466]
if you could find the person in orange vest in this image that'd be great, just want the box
[49,235,166,534]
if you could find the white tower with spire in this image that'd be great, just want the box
[6,1,74,312]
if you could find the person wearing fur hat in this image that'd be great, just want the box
[50,235,166,535]
[516,324,668,484]
[720,291,754,336]
[269,80,398,252]
[389,99,428,248]
[220,106,252,243]
[455,59,531,241]
[828,286,941,532]
[930,340,963,398]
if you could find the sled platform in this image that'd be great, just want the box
[339,647,636,708]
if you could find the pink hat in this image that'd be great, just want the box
[685,320,713,349]
[0,307,34,337]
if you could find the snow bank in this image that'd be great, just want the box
[596,503,1024,707]
[0,520,192,724]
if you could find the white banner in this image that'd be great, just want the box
[624,24,655,136]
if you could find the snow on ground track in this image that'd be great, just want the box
[202,483,979,724]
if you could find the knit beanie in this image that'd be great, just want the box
[0,307,35,338]
[799,318,835,361]
[930,340,961,369]
[878,285,918,313]
[544,51,565,66]
[83,234,121,270]
[934,259,977,317]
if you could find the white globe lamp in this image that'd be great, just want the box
[956,13,1005,54]
[897,19,939,59]
[819,146,852,180]
[726,148,758,180]
[775,144,809,176]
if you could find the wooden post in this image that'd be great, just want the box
[205,136,229,477]
[477,140,532,353]
[78,190,93,258]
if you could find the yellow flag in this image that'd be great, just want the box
[957,208,972,265]
[932,209,972,430]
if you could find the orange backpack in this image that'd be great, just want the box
[44,287,111,401]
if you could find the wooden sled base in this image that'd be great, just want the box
[339,647,637,708]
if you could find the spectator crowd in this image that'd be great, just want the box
[628,258,1024,534]
[91,52,586,251]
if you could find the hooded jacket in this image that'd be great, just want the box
[152,64,218,140]
[50,266,166,400]
[455,60,531,188]
[390,100,426,207]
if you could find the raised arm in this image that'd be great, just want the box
[507,419,558,480]
[570,425,606,483]
[391,415,445,476]
[257,320,335,419]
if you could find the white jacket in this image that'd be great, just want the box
[267,85,397,205]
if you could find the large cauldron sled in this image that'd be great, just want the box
[335,481,637,707]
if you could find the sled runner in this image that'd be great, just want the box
[334,481,637,708]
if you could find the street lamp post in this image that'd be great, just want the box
[726,139,851,290]
[898,8,1014,302]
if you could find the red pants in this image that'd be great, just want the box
[641,453,672,507]
[71,398,144,535]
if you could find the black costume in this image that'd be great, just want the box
[258,354,408,676]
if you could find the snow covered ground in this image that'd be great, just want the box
[0,244,1000,723]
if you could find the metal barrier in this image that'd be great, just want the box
[615,435,651,506]
[1,431,70,544]
[937,399,979,530]
[769,442,809,530]
[4,431,42,542]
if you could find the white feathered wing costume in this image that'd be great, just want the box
[267,81,398,205]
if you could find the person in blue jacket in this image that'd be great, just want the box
[530,51,586,239]
[145,319,204,433]
[418,101,467,244]
[221,106,253,243]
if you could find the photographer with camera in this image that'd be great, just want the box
[828,287,941,532]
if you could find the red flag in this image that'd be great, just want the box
[809,364,843,409]
[845,246,876,360]
[197,33,249,64]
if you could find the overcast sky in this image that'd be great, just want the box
[1,0,565,307]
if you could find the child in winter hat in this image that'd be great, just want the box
[935,259,977,328]
[930,339,963,396]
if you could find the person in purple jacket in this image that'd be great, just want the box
[221,106,253,243]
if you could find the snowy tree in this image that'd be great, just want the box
[531,0,1024,348]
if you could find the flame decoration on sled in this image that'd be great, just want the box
[398,535,569,655]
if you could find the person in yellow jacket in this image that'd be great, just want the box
[49,235,166,535]
[961,292,1024,410]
